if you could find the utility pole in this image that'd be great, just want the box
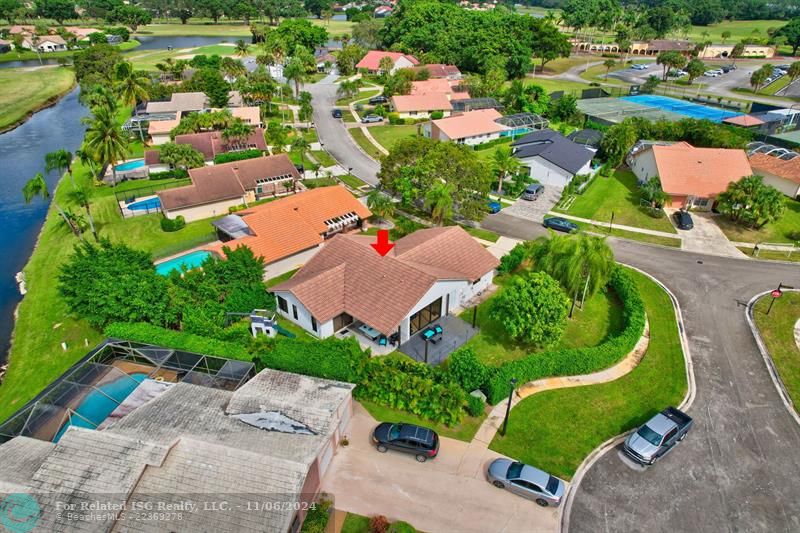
[500,378,518,437]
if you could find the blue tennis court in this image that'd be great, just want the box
[621,95,742,123]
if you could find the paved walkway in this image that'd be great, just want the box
[554,212,681,239]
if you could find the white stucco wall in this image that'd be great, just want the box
[162,197,245,222]
[391,56,416,74]
[460,131,502,146]
[150,133,172,146]
[273,290,330,338]
[263,246,322,280]
[398,110,451,119]
[521,156,590,188]
[630,150,658,183]
[757,171,800,199]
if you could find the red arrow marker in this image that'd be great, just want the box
[370,229,395,257]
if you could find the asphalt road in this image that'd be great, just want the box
[483,213,800,533]
[306,74,380,185]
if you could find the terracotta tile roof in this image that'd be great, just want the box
[147,118,180,135]
[749,153,800,185]
[272,226,499,335]
[174,128,267,160]
[431,109,504,140]
[410,79,470,100]
[208,185,371,265]
[723,114,765,127]
[411,64,461,78]
[356,50,419,71]
[158,154,300,210]
[649,143,752,197]
[391,93,453,113]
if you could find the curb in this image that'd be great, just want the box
[559,264,696,533]
[745,289,800,427]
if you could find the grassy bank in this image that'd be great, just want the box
[0,40,140,63]
[489,269,687,480]
[753,292,800,409]
[0,67,75,132]
[368,124,419,152]
[133,19,355,37]
[348,127,384,159]
[715,196,800,244]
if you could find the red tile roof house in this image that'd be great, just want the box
[271,226,499,346]
[157,154,302,222]
[629,142,753,210]
[207,185,372,279]
[356,50,419,74]
[409,79,471,100]
[423,109,506,146]
[410,64,462,80]
[391,93,453,119]
[144,128,268,170]
[749,152,800,199]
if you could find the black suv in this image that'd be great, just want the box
[673,209,693,230]
[369,95,388,105]
[331,108,343,119]
[372,423,439,462]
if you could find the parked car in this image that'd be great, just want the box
[331,108,342,119]
[623,407,693,465]
[673,209,693,230]
[372,423,439,462]
[521,183,544,201]
[487,200,502,214]
[631,64,648,70]
[721,66,732,73]
[543,217,579,233]
[361,114,383,123]
[703,70,720,77]
[776,64,791,70]
[487,459,566,507]
[368,95,388,105]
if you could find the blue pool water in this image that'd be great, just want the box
[115,159,146,171]
[53,373,147,443]
[156,250,213,276]
[621,95,742,123]
[127,197,161,211]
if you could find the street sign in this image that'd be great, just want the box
[771,289,782,298]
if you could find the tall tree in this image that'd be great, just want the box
[45,148,75,189]
[23,173,79,237]
[424,181,455,225]
[656,51,687,81]
[114,61,150,108]
[283,56,307,98]
[234,39,249,57]
[491,146,521,195]
[603,58,617,80]
[775,18,800,56]
[290,135,310,171]
[366,189,395,222]
[159,142,205,168]
[105,4,151,32]
[82,105,129,186]
[69,187,97,240]
[685,58,706,85]
[750,64,773,93]
[222,119,255,147]
[716,175,785,228]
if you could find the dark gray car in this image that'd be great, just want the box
[487,458,566,507]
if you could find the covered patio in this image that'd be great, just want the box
[399,315,478,366]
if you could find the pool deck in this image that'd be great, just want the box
[153,241,222,266]
[119,194,162,218]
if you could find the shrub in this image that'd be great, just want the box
[369,515,390,533]
[160,215,185,232]
[149,168,189,180]
[104,322,252,360]
[466,394,485,417]
[447,347,489,391]
[214,149,263,165]
[388,521,418,533]
[254,336,369,383]
[355,355,467,426]
[429,111,444,120]
[387,112,404,125]
[485,267,646,403]
[300,498,331,533]
[472,136,514,151]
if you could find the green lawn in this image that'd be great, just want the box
[348,127,384,159]
[310,150,337,167]
[753,292,800,409]
[134,18,356,37]
[0,67,75,132]
[341,513,419,533]
[462,225,500,243]
[336,89,381,106]
[127,43,246,71]
[580,62,632,87]
[339,173,367,189]
[265,268,299,288]
[685,19,789,46]
[715,196,800,244]
[523,77,593,96]
[358,399,487,442]
[564,219,683,248]
[557,170,678,234]
[303,177,339,188]
[489,268,687,480]
[737,247,800,262]
[0,40,139,63]
[460,278,625,367]
[538,56,590,76]
[368,124,419,152]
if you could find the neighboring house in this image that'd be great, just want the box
[423,109,506,145]
[749,153,800,198]
[699,44,775,59]
[410,79,470,101]
[207,185,372,279]
[64,26,102,41]
[147,118,181,145]
[145,128,268,165]
[0,39,10,53]
[410,64,462,80]
[146,92,210,115]
[231,106,264,128]
[566,129,604,151]
[356,50,419,74]
[629,142,752,210]
[628,39,694,56]
[158,154,302,222]
[0,349,354,533]
[271,226,499,344]
[316,53,337,72]
[511,129,595,188]
[391,93,453,119]
[374,5,393,17]
[22,34,67,52]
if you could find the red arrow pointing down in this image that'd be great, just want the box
[370,229,395,257]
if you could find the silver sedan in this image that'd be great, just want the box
[487,458,566,507]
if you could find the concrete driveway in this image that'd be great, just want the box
[503,186,562,223]
[321,403,559,533]
[665,208,745,258]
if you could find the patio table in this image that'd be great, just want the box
[421,325,443,344]
[358,324,381,340]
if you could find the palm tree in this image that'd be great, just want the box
[283,57,307,98]
[222,120,255,148]
[22,173,79,237]
[69,187,97,240]
[290,135,310,170]
[491,147,521,194]
[82,105,129,187]
[603,58,617,80]
[256,52,275,67]
[75,146,97,179]
[234,39,249,58]
[114,61,150,108]
[366,189,395,222]
[45,149,75,189]
[337,79,359,100]
[82,85,118,113]
[424,181,454,225]
[221,57,247,81]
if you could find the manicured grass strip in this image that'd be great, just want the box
[558,170,678,234]
[348,127,383,159]
[368,124,419,152]
[0,67,75,131]
[358,399,486,443]
[572,220,682,248]
[462,225,500,243]
[737,247,800,262]
[489,268,687,480]
[336,89,380,106]
[265,268,299,288]
[341,513,371,533]
[753,292,800,409]
[339,173,367,189]
[310,150,337,167]
[715,196,800,244]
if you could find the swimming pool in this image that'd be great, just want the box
[127,196,161,211]
[53,373,147,442]
[155,250,213,276]
[115,159,146,172]
[621,95,742,123]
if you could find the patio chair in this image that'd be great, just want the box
[378,335,388,346]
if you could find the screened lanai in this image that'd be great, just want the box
[0,340,255,444]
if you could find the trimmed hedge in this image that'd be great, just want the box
[472,136,513,151]
[104,322,252,360]
[214,149,264,165]
[150,168,189,180]
[160,215,185,232]
[485,267,646,404]
[254,336,368,383]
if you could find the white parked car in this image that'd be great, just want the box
[704,70,720,77]
[631,64,649,71]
